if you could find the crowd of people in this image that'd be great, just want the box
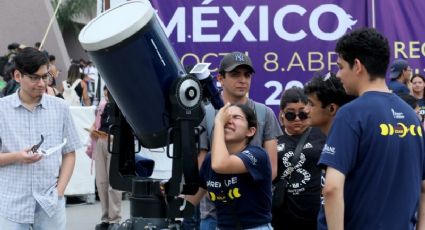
[184,28,425,230]
[1,28,425,230]
[0,42,99,106]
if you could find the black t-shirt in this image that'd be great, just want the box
[272,127,326,229]
[74,82,83,98]
[99,102,115,133]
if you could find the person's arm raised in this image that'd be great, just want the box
[211,103,247,174]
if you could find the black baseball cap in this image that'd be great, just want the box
[218,52,255,73]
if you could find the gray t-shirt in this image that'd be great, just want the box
[198,98,282,219]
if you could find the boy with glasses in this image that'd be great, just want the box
[0,47,81,229]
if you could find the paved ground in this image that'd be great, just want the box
[66,197,130,230]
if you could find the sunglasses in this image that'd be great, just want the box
[283,111,309,121]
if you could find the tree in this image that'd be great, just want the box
[51,0,96,35]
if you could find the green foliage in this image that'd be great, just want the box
[51,0,96,35]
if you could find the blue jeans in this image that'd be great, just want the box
[0,197,66,230]
[200,216,217,230]
[215,223,273,230]
[182,205,200,230]
[245,223,273,230]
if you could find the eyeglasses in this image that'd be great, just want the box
[323,72,338,91]
[283,111,309,121]
[23,71,52,83]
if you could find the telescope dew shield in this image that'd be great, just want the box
[79,0,185,148]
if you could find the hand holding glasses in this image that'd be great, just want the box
[29,135,67,156]
[30,135,44,154]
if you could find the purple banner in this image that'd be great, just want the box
[149,0,367,112]
[374,0,425,78]
[149,0,369,111]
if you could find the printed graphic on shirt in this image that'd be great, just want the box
[280,144,312,195]
[320,171,326,205]
[241,150,258,165]
[207,176,241,203]
[419,106,425,116]
[379,123,423,137]
[391,108,405,119]
[322,144,336,155]
[277,143,285,152]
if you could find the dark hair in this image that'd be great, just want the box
[397,93,418,110]
[232,104,257,143]
[335,28,389,80]
[304,72,355,108]
[49,55,56,62]
[7,43,19,50]
[410,74,425,99]
[3,62,16,82]
[280,87,308,109]
[14,47,49,74]
[67,63,83,84]
[411,74,425,83]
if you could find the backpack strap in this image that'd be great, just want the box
[70,79,82,90]
[62,80,68,89]
[253,101,267,124]
[254,101,267,139]
[204,103,216,138]
[286,127,312,182]
[63,79,82,90]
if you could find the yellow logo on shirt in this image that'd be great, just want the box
[209,188,241,202]
[379,123,423,137]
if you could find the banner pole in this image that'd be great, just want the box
[371,0,376,28]
[40,0,63,50]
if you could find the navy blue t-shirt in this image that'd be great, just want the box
[199,145,272,230]
[318,91,425,230]
[388,80,410,94]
